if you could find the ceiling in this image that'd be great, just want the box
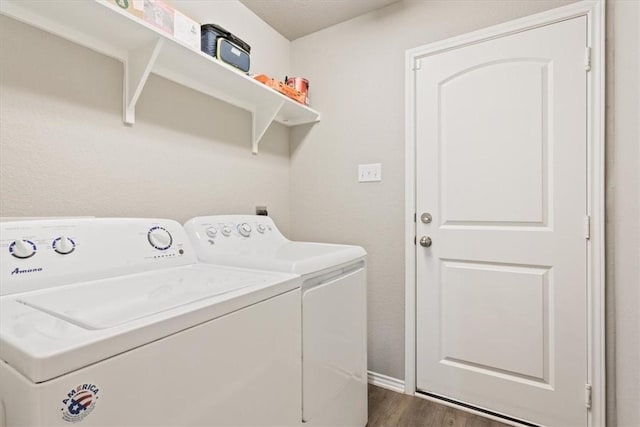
[238,0,401,40]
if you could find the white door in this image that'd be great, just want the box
[415,17,588,427]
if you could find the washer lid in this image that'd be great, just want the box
[17,266,266,330]
[0,264,300,383]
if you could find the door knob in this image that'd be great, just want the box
[419,236,432,247]
[420,213,432,224]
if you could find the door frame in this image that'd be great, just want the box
[404,1,605,425]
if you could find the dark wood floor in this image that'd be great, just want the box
[368,385,510,427]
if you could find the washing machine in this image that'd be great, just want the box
[0,218,302,426]
[184,215,367,426]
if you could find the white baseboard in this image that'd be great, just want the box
[367,371,406,394]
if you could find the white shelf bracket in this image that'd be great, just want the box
[123,38,164,125]
[251,100,285,154]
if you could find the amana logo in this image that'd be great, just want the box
[10,267,43,275]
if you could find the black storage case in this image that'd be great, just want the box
[201,24,251,72]
[216,39,251,73]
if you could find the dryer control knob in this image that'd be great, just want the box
[53,236,75,254]
[148,227,172,250]
[206,227,218,238]
[256,224,266,234]
[222,226,232,236]
[238,223,252,237]
[9,239,37,259]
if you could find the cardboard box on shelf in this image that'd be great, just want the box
[109,0,200,50]
[110,0,143,18]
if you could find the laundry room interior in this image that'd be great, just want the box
[0,0,638,426]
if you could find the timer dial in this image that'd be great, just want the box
[9,239,37,259]
[221,226,232,236]
[148,227,172,250]
[53,236,75,255]
[238,223,252,237]
[256,224,266,234]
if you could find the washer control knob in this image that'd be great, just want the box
[148,226,172,250]
[206,227,218,238]
[9,239,37,259]
[256,224,266,234]
[222,226,232,236]
[238,223,252,237]
[53,236,75,255]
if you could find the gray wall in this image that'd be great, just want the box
[290,1,639,426]
[606,1,640,426]
[0,15,292,232]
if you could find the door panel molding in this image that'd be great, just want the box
[438,260,553,385]
[404,1,605,426]
[438,60,552,226]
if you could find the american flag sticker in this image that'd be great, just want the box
[61,383,100,423]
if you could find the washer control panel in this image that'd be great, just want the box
[1,218,197,296]
[8,236,79,259]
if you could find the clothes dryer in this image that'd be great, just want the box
[0,218,302,426]
[184,215,367,426]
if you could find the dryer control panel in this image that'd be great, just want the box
[184,215,290,267]
[185,215,288,245]
[0,218,197,296]
[185,215,367,277]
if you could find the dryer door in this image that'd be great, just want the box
[302,266,367,426]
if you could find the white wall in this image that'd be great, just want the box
[0,1,292,232]
[290,1,639,426]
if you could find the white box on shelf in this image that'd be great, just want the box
[174,10,200,51]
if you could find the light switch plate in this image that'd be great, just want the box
[358,163,382,182]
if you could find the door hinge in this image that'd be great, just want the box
[584,215,591,240]
[585,384,592,409]
[414,236,416,245]
[585,47,592,71]
[413,59,422,71]
[414,213,417,223]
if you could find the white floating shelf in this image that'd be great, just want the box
[0,0,321,154]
